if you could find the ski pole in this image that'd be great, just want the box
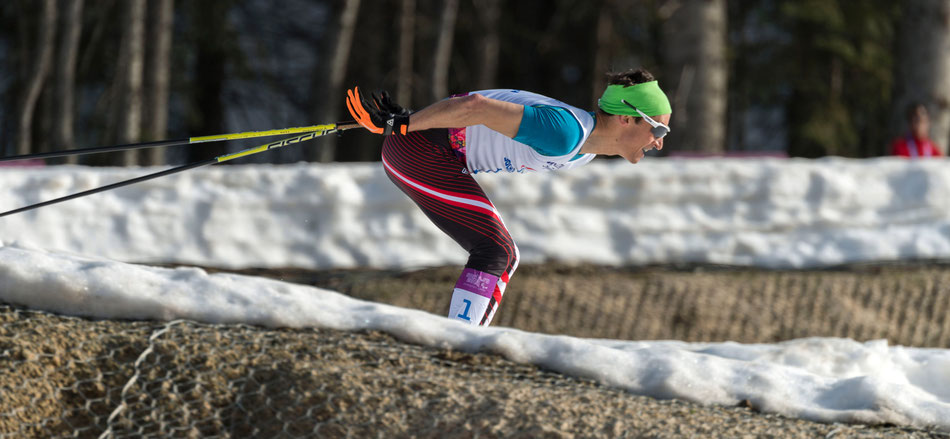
[0,122,359,218]
[0,121,356,163]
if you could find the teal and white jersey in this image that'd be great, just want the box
[463,89,596,174]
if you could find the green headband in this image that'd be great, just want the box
[598,81,672,117]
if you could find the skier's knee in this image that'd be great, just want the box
[468,237,517,276]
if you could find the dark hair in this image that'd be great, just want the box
[605,68,656,87]
[597,68,656,117]
[906,103,928,121]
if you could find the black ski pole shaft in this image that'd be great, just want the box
[0,138,190,162]
[0,125,354,218]
[0,159,214,218]
[0,121,356,163]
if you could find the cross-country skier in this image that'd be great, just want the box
[345,67,672,327]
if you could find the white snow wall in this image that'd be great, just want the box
[1,157,949,269]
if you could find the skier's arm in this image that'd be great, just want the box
[408,94,523,138]
[346,87,522,138]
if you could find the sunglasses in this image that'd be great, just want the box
[621,100,670,140]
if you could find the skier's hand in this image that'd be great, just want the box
[346,87,409,135]
[371,90,410,117]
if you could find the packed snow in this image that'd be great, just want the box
[2,158,949,270]
[0,242,948,431]
[2,157,950,431]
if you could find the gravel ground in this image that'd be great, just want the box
[3,263,950,438]
[234,262,950,347]
[0,306,946,438]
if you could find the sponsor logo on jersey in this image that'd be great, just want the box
[504,157,515,172]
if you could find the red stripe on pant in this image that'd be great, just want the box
[381,129,519,325]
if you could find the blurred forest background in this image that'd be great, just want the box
[2,0,949,166]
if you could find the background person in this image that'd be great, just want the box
[890,104,943,158]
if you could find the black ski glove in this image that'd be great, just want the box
[346,86,409,135]
[372,90,411,117]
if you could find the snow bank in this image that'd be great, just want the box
[1,157,949,269]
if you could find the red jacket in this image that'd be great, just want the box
[890,135,942,158]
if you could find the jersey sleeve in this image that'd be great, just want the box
[513,105,584,157]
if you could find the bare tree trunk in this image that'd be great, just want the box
[659,0,728,153]
[397,0,415,107]
[311,0,361,162]
[474,0,500,90]
[892,0,950,155]
[431,0,459,100]
[39,63,55,154]
[143,0,174,166]
[16,0,57,156]
[115,0,146,166]
[53,0,84,164]
[591,0,614,106]
[185,1,230,163]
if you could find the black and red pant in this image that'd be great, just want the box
[381,129,518,326]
